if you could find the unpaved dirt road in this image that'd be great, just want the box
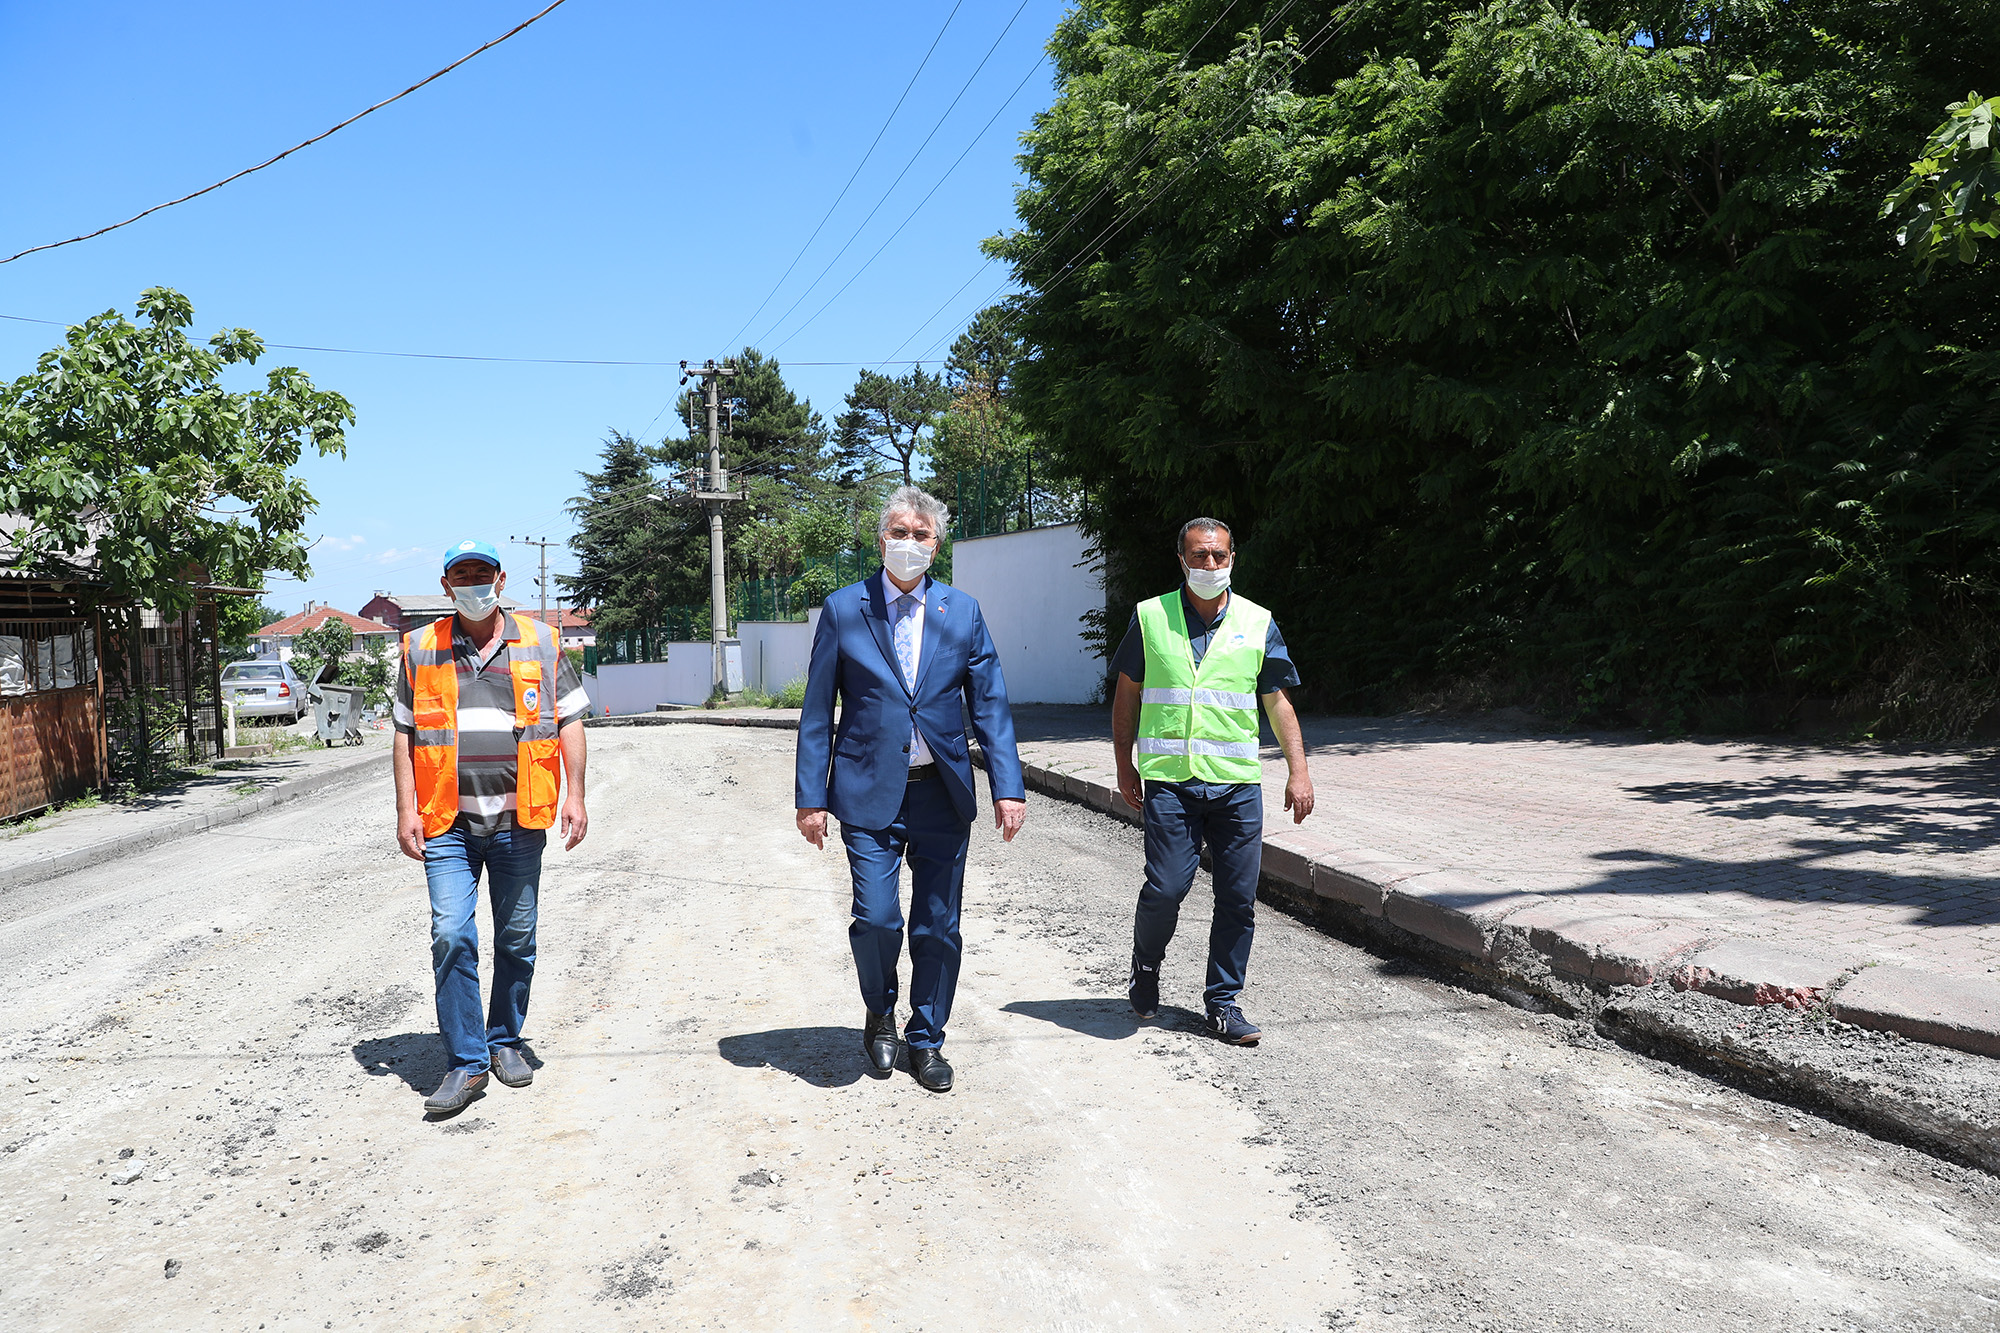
[2,726,1996,1332]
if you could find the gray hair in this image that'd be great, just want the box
[1177,516,1233,553]
[878,485,950,538]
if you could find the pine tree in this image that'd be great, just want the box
[559,431,690,639]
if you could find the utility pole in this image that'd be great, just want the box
[508,536,561,630]
[679,358,743,695]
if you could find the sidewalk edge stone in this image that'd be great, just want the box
[1829,964,2000,1058]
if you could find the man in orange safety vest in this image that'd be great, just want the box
[392,539,589,1115]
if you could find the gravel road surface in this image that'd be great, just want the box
[2,727,1995,1331]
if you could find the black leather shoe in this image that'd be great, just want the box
[909,1046,953,1093]
[490,1043,534,1088]
[862,1011,899,1075]
[423,1068,489,1114]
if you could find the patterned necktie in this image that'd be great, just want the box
[892,592,919,690]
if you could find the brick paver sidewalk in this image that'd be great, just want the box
[1007,706,2000,981]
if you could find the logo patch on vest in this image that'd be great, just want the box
[523,687,539,710]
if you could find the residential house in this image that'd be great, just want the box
[357,591,523,638]
[253,603,400,663]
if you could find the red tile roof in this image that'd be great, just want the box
[254,606,397,638]
[522,607,592,629]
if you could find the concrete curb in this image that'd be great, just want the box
[1005,756,2000,1062]
[0,749,391,894]
[585,713,800,730]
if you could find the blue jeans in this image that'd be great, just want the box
[840,776,970,1050]
[1134,779,1264,1008]
[424,821,545,1072]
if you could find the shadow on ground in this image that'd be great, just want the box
[353,1032,448,1095]
[717,1026,870,1088]
[1000,997,1210,1039]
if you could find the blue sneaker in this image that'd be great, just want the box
[1205,1002,1261,1045]
[1128,956,1160,1018]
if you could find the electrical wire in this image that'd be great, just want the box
[769,51,1049,354]
[0,0,575,266]
[752,0,1036,350]
[718,0,966,351]
[905,0,1358,369]
[869,0,1257,368]
[0,312,942,367]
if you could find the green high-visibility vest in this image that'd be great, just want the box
[1135,589,1271,784]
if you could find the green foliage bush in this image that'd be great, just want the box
[997,0,2000,734]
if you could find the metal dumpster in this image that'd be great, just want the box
[309,683,368,746]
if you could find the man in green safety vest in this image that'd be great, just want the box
[1109,517,1315,1044]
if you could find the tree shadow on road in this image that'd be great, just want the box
[352,1032,447,1095]
[999,998,1174,1040]
[717,1026,872,1088]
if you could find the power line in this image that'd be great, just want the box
[753,0,1036,350]
[770,50,1049,355]
[0,312,943,367]
[869,0,1257,369]
[0,0,575,266]
[905,0,1355,369]
[718,0,966,351]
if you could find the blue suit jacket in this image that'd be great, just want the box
[795,575,1025,830]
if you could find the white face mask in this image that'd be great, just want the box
[883,538,935,583]
[1184,562,1232,598]
[451,582,501,618]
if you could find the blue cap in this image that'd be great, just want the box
[442,539,502,573]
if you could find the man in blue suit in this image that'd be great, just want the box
[795,485,1027,1093]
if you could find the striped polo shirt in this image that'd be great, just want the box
[393,616,588,834]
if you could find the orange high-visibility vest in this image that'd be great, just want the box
[404,613,564,837]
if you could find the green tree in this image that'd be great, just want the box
[0,287,352,611]
[1884,93,2000,272]
[220,598,288,659]
[835,366,948,488]
[558,430,685,640]
[290,619,353,688]
[994,0,2000,732]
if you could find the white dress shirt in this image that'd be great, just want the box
[879,569,934,767]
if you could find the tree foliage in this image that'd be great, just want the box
[1884,92,2000,272]
[995,0,2000,731]
[290,618,354,688]
[0,287,352,612]
[836,367,949,487]
[559,430,681,640]
[563,351,854,635]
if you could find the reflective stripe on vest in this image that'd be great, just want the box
[1134,590,1270,784]
[406,613,564,837]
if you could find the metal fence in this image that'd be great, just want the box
[953,461,1083,539]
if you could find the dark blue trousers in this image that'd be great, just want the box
[1134,779,1264,1009]
[839,775,970,1050]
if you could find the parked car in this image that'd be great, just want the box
[220,659,306,723]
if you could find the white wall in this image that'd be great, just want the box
[950,522,1104,704]
[593,643,712,714]
[738,620,814,695]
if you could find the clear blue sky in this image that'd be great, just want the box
[0,0,1067,619]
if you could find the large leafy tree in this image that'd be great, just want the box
[0,287,352,611]
[995,0,2000,731]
